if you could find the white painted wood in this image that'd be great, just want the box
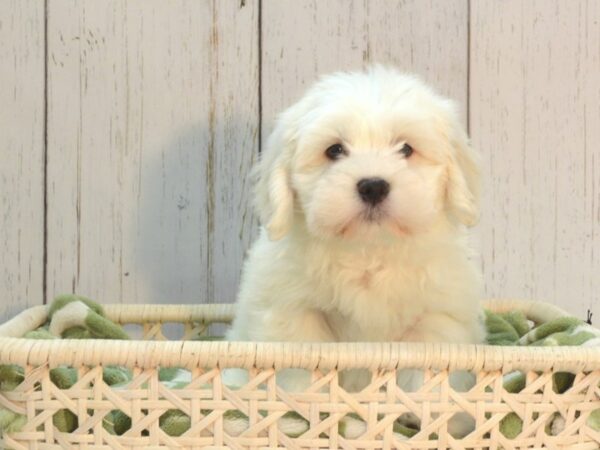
[2,0,598,323]
[261,0,469,134]
[470,0,600,321]
[0,1,45,322]
[46,0,258,305]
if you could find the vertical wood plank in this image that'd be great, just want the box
[46,0,258,305]
[470,0,600,319]
[261,0,469,135]
[0,1,45,321]
[206,2,260,305]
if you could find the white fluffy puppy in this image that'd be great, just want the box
[226,66,484,397]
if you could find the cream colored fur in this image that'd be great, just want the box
[225,67,484,434]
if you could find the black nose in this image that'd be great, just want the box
[357,178,390,205]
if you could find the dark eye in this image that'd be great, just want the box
[325,143,346,160]
[399,143,414,158]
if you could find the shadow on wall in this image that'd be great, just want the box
[132,121,257,311]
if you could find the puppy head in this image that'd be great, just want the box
[255,66,480,241]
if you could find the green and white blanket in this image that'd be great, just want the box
[1,295,599,440]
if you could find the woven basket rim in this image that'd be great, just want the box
[0,299,596,372]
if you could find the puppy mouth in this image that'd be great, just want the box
[336,207,410,238]
[360,205,386,223]
[332,204,394,237]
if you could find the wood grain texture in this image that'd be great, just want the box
[261,0,469,135]
[0,1,45,322]
[3,0,599,321]
[470,0,600,320]
[46,0,258,305]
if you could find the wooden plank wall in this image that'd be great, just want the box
[1,0,599,323]
[261,0,469,128]
[471,0,600,320]
[45,0,259,306]
[0,1,45,321]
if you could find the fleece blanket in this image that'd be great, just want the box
[1,294,599,441]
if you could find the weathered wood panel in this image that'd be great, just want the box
[261,0,469,135]
[470,0,600,320]
[0,1,45,322]
[2,0,598,320]
[46,0,258,305]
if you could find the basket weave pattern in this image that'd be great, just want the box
[0,300,599,449]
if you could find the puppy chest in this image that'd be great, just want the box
[326,261,424,304]
[325,302,424,342]
[325,274,427,340]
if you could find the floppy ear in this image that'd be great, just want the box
[445,117,481,227]
[253,116,297,240]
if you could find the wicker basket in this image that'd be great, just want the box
[0,299,599,449]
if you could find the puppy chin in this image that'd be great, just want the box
[343,220,411,241]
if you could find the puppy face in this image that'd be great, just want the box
[255,67,480,241]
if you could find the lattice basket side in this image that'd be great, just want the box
[0,300,599,449]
